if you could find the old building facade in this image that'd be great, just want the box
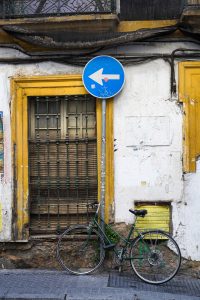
[0,0,200,266]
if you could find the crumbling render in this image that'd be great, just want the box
[3,25,178,49]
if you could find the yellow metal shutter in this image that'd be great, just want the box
[135,202,171,234]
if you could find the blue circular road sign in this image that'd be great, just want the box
[82,56,125,99]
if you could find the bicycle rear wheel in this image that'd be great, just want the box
[130,230,181,284]
[57,225,105,275]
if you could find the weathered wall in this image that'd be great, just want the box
[114,59,183,223]
[179,161,200,260]
[112,53,200,261]
[0,44,200,261]
[0,51,82,241]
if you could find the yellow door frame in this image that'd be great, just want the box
[11,75,113,241]
[179,62,200,172]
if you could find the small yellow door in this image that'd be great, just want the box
[179,62,200,172]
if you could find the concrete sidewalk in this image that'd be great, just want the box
[0,269,199,300]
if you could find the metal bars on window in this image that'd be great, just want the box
[0,0,116,19]
[187,0,200,5]
[28,95,97,234]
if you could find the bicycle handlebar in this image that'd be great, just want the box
[87,202,99,208]
[87,202,100,213]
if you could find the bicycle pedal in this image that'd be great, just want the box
[104,243,116,249]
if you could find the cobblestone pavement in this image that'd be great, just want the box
[0,270,199,300]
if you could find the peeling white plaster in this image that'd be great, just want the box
[176,159,200,260]
[113,57,200,260]
[125,116,171,146]
[0,45,199,260]
[0,61,82,241]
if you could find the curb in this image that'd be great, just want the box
[1,294,65,300]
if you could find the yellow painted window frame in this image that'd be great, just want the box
[179,62,200,172]
[11,75,113,241]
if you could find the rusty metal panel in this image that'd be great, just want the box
[120,0,185,21]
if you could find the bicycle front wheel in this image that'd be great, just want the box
[57,225,105,275]
[130,230,181,284]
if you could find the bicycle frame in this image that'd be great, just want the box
[57,203,181,284]
[88,204,145,261]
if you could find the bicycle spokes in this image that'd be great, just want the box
[130,231,181,284]
[57,225,105,275]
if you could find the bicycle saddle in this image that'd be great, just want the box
[129,209,147,217]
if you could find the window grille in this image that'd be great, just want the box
[187,0,200,5]
[0,0,116,18]
[28,95,97,234]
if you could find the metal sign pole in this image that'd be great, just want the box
[82,55,125,234]
[100,98,106,233]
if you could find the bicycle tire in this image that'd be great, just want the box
[130,230,181,284]
[57,225,105,275]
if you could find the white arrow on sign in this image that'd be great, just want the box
[89,68,120,86]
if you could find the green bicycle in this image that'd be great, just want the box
[57,203,181,284]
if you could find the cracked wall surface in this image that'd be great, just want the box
[0,44,199,260]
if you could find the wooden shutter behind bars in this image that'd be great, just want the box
[28,95,97,234]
